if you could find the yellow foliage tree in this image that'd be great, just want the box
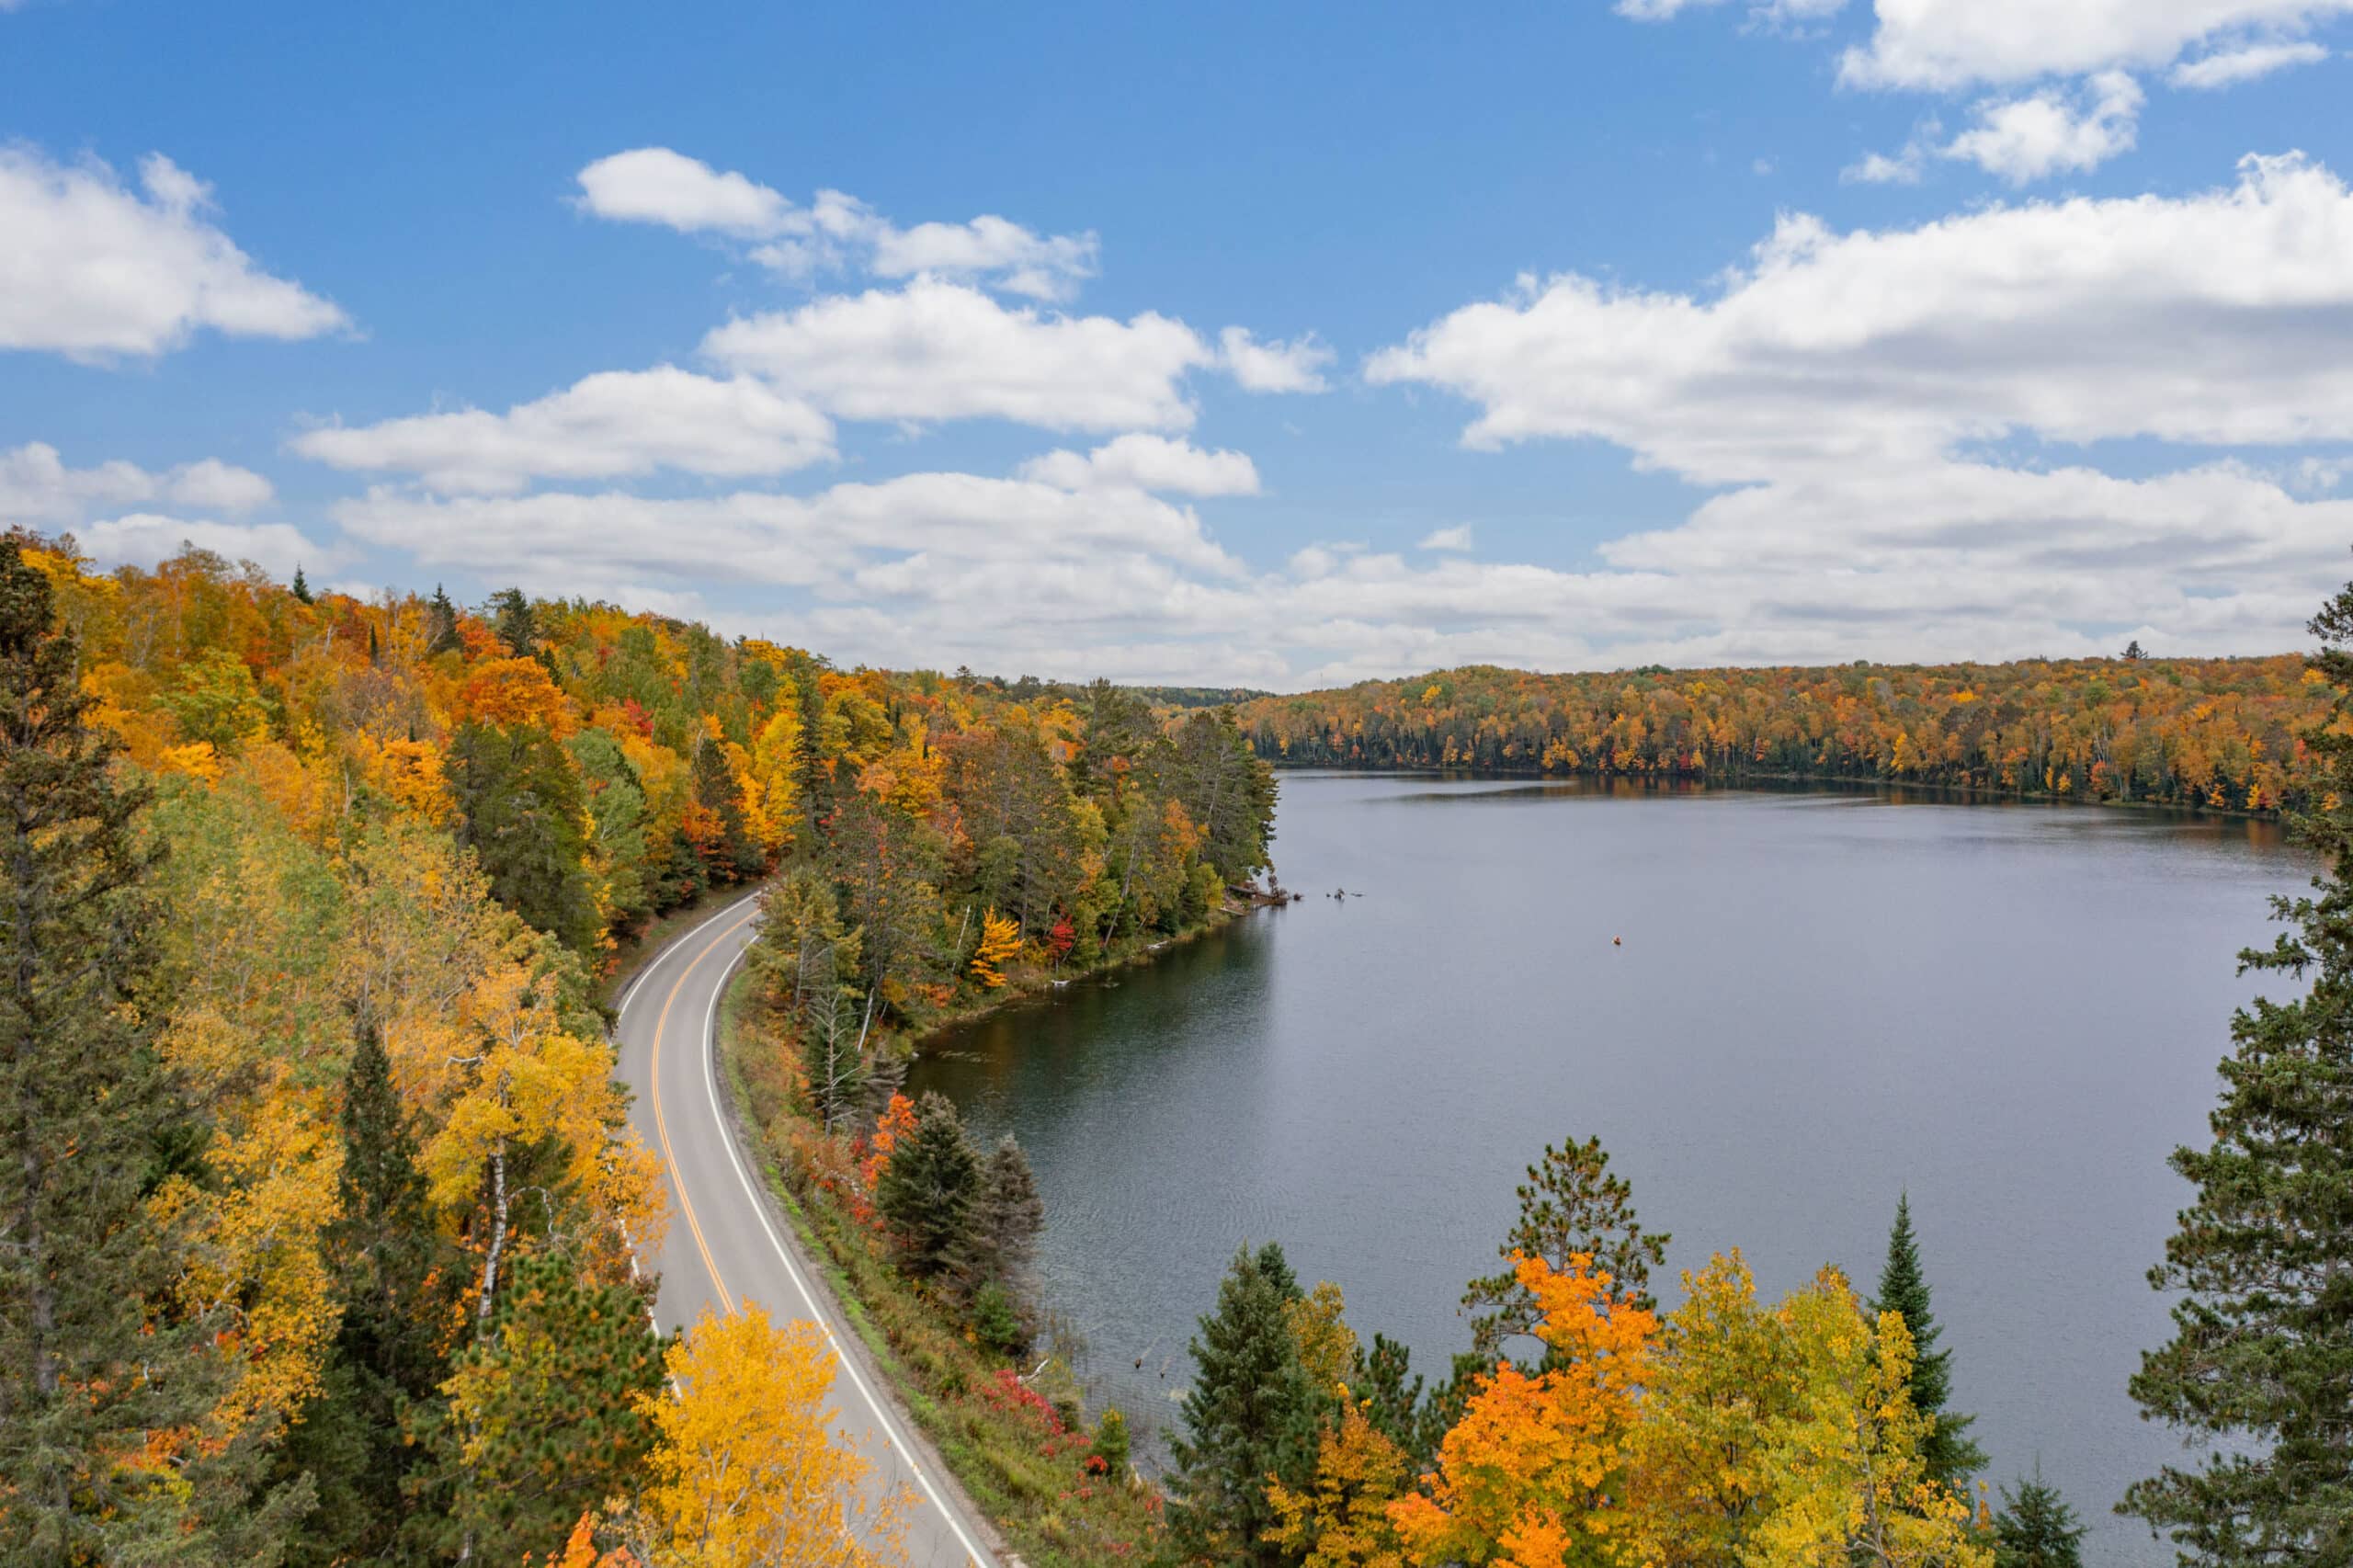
[630,1304,909,1568]
[969,908,1021,989]
[1287,1280,1361,1396]
[1267,1398,1412,1568]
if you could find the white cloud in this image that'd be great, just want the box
[0,145,347,359]
[0,442,274,524]
[290,367,835,494]
[573,147,794,238]
[1840,1,2353,89]
[1843,146,1927,184]
[1418,525,1475,551]
[703,278,1212,431]
[78,515,334,580]
[1941,70,2143,183]
[1017,434,1260,496]
[575,149,1099,301]
[2169,38,2333,86]
[1217,327,1335,393]
[1368,153,2353,483]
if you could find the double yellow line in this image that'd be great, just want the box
[645,907,762,1318]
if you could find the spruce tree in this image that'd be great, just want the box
[1167,1243,1320,1568]
[962,1133,1045,1299]
[287,1017,459,1564]
[2123,575,2353,1559]
[874,1091,981,1282]
[0,534,310,1562]
[1871,1193,1984,1488]
[290,563,313,604]
[425,584,461,655]
[1994,1469,2086,1568]
[487,585,538,656]
[448,720,599,952]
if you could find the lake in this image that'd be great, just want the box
[906,773,2304,1564]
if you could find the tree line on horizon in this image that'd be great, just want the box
[1236,653,2327,813]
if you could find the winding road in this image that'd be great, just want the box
[613,892,1001,1568]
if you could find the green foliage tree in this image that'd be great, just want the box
[1166,1242,1320,1568]
[1463,1133,1670,1359]
[1355,1331,1444,1472]
[290,564,313,605]
[874,1091,981,1282]
[1871,1192,1984,1490]
[402,1253,667,1564]
[1994,1470,2086,1568]
[425,584,461,655]
[2122,575,2353,1560]
[164,646,273,753]
[448,720,598,953]
[0,535,310,1564]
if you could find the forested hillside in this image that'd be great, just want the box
[1240,656,2328,812]
[0,530,1275,1566]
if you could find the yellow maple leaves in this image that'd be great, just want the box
[969,909,1021,989]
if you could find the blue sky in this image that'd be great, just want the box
[4,0,2352,687]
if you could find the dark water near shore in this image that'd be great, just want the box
[908,774,2304,1564]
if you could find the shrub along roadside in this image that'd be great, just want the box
[714,962,1161,1568]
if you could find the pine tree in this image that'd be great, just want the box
[2123,575,2353,1559]
[1356,1332,1443,1472]
[961,1135,1045,1342]
[1464,1133,1669,1359]
[1993,1469,2086,1568]
[873,1091,981,1282]
[690,731,762,879]
[1167,1243,1320,1568]
[290,563,313,604]
[1871,1193,1984,1489]
[402,1253,667,1564]
[0,533,311,1562]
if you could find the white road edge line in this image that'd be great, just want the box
[695,920,994,1568]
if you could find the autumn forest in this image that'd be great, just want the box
[1,529,2346,1568]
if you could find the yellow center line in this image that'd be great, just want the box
[648,908,762,1318]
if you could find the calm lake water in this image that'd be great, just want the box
[907,773,2305,1565]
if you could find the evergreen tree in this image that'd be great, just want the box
[690,731,762,879]
[285,1017,460,1565]
[1871,1193,1984,1489]
[402,1254,667,1564]
[425,584,461,655]
[1994,1470,2086,1568]
[1167,1243,1320,1567]
[0,534,311,1563]
[2123,574,2353,1559]
[874,1091,981,1282]
[448,720,599,952]
[487,585,538,656]
[1356,1332,1443,1472]
[961,1135,1045,1334]
[1464,1134,1669,1359]
[290,563,313,604]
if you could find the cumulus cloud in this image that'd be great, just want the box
[575,148,1099,301]
[1839,0,2353,88]
[1218,327,1334,393]
[703,278,1213,431]
[1942,71,2143,183]
[1017,434,1260,495]
[0,145,347,359]
[1843,146,1927,185]
[0,442,274,524]
[290,367,835,494]
[1419,525,1475,551]
[2170,38,2333,86]
[78,515,336,580]
[1368,153,2353,480]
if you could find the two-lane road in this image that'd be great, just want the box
[613,893,998,1568]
